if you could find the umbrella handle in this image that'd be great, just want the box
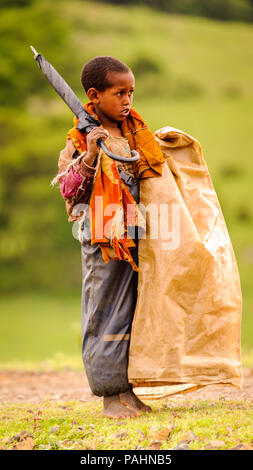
[98,139,140,163]
[77,116,140,163]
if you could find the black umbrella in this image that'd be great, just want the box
[30,46,140,163]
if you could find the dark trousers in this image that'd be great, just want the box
[81,170,139,396]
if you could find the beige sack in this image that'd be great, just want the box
[129,126,242,396]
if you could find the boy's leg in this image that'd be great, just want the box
[81,240,138,398]
[81,173,151,417]
[81,241,146,417]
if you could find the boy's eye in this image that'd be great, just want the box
[116,90,134,96]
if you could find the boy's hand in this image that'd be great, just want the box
[85,127,109,166]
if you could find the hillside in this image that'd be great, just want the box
[0,0,252,321]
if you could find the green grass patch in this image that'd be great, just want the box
[0,294,82,363]
[0,398,252,450]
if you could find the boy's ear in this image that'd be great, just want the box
[87,88,100,103]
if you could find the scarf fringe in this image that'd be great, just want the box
[99,238,139,272]
[112,237,139,272]
[50,152,86,187]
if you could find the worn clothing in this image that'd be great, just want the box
[81,169,139,396]
[57,104,164,234]
[57,130,140,396]
[78,134,139,396]
[67,104,163,270]
[58,135,135,207]
[70,102,165,180]
[58,139,97,220]
[108,134,135,178]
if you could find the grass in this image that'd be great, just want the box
[0,398,252,450]
[0,293,82,363]
[61,1,253,100]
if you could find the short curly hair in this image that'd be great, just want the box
[81,56,131,93]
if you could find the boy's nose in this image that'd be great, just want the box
[123,94,132,106]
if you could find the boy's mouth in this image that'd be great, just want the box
[120,109,130,116]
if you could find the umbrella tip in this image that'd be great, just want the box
[30,45,39,58]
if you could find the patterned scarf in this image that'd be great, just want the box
[68,103,164,271]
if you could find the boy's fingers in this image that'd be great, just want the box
[90,128,109,136]
[88,130,109,144]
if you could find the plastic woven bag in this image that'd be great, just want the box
[128,127,242,397]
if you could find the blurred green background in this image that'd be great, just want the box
[0,0,252,369]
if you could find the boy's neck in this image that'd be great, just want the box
[94,106,123,136]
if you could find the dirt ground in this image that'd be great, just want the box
[0,368,253,404]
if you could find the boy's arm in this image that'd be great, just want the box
[57,126,108,201]
[57,139,97,200]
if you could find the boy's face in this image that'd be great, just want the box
[91,71,135,124]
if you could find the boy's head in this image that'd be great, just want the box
[81,56,135,123]
[81,56,130,93]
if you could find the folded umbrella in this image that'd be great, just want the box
[30,46,140,163]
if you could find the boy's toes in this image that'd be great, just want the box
[120,390,152,412]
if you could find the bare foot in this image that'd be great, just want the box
[120,390,152,413]
[103,395,142,419]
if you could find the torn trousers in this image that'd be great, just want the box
[80,169,139,397]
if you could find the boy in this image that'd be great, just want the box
[56,56,164,418]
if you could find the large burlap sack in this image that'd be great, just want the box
[129,126,242,397]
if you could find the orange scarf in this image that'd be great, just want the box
[67,103,164,271]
